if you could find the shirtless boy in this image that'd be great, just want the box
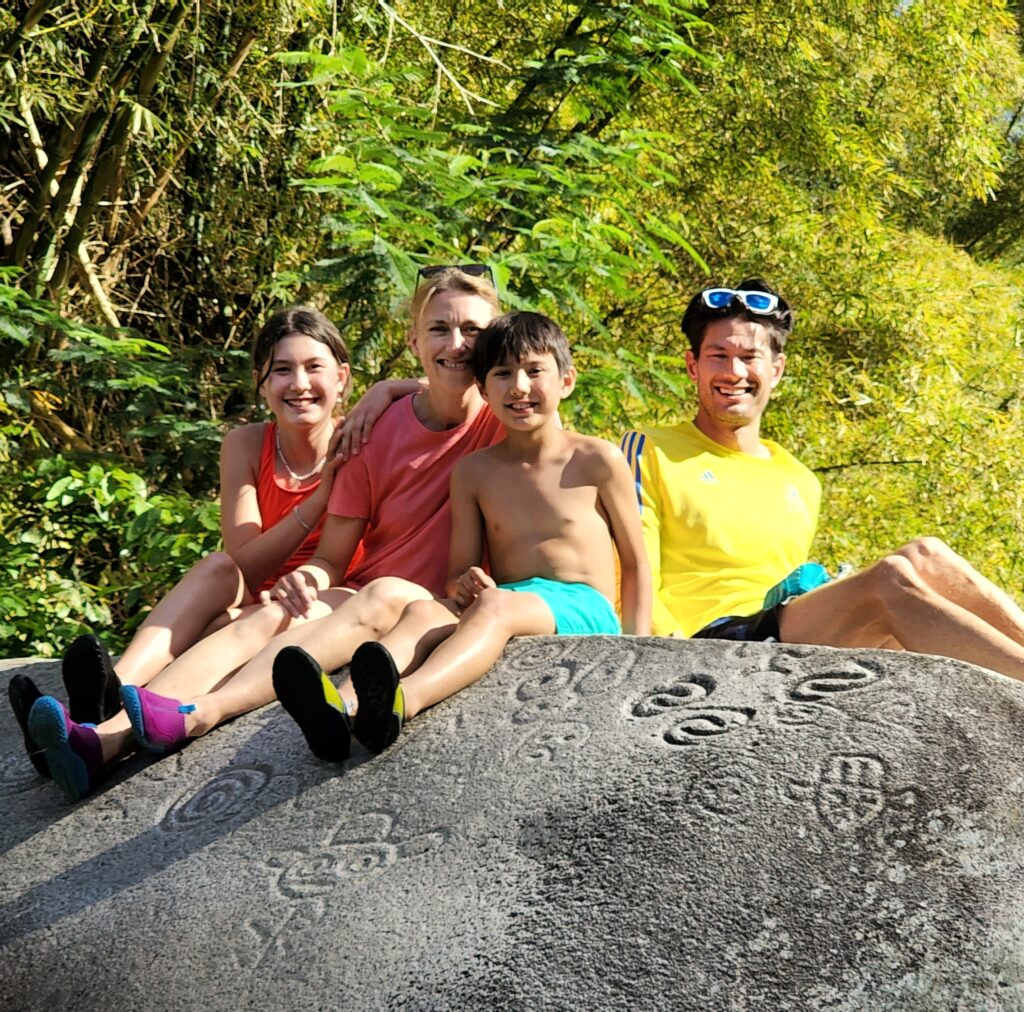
[275,310,652,756]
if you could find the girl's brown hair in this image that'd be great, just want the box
[252,306,352,404]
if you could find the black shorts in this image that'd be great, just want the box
[692,605,783,642]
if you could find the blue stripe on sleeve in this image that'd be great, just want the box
[620,431,645,513]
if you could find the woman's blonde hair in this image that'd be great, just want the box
[408,267,500,332]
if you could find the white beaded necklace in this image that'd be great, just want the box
[276,429,326,481]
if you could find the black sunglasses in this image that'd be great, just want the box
[417,264,494,284]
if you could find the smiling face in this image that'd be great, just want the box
[686,316,785,441]
[409,290,498,394]
[482,351,576,429]
[256,333,349,427]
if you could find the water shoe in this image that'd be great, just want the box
[272,646,351,762]
[350,642,405,755]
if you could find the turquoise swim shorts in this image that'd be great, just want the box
[498,577,621,635]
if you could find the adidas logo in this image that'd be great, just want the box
[698,470,718,483]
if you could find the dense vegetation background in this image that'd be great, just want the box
[3,0,1024,656]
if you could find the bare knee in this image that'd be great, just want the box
[462,587,510,628]
[238,599,291,636]
[190,551,243,595]
[864,552,926,616]
[893,536,956,572]
[399,598,455,630]
[357,578,430,636]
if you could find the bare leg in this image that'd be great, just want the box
[187,577,433,734]
[86,597,297,762]
[378,598,460,675]
[780,539,1024,681]
[396,589,555,719]
[897,537,1024,647]
[114,552,249,686]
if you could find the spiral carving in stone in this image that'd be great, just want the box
[160,766,270,833]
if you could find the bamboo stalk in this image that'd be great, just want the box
[77,241,121,328]
[129,31,257,228]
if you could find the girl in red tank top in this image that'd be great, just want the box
[14,307,359,794]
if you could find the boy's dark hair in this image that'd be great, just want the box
[472,311,573,383]
[252,305,351,403]
[681,278,794,357]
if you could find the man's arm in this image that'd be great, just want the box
[446,456,492,607]
[596,442,652,635]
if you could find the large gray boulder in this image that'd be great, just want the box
[1,639,1022,1010]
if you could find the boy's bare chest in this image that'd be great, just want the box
[477,464,599,534]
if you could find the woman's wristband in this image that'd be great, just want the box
[293,504,315,533]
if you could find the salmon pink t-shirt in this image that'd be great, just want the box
[329,394,502,595]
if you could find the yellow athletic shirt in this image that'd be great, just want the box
[621,421,821,637]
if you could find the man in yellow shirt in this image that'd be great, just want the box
[623,280,1024,683]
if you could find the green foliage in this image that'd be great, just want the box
[0,456,220,657]
[4,1,1024,658]
[283,2,709,436]
[765,234,1024,587]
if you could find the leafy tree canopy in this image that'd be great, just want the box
[2,0,1024,655]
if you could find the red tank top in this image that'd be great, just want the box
[254,423,324,593]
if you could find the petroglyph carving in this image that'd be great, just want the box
[503,639,581,677]
[519,721,591,763]
[775,702,846,728]
[513,651,632,726]
[688,768,757,819]
[787,754,918,833]
[632,675,715,717]
[664,707,756,745]
[789,660,884,702]
[633,677,755,746]
[159,766,270,833]
[237,809,450,967]
[573,652,637,696]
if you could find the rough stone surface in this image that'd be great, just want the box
[1,639,1023,1010]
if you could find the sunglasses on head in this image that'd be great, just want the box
[701,288,779,314]
[417,264,494,284]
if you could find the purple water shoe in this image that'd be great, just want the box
[120,685,195,755]
[27,696,104,801]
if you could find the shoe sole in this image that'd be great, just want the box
[273,647,351,762]
[8,674,51,778]
[63,634,120,725]
[351,643,401,755]
[28,697,89,801]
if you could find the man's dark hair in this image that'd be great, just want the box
[681,278,794,357]
[472,311,573,383]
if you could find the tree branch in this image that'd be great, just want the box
[814,458,925,473]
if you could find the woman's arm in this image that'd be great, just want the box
[260,512,368,618]
[219,425,310,590]
[219,423,347,594]
[336,377,427,459]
